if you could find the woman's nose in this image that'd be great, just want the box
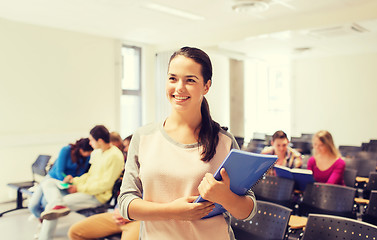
[176,80,185,92]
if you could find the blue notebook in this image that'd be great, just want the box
[194,149,277,219]
[274,165,314,191]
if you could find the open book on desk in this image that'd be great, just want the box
[195,149,277,219]
[274,165,314,191]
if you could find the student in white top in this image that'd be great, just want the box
[118,47,256,240]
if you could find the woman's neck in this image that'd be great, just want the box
[164,111,202,144]
[169,110,202,129]
[316,151,336,161]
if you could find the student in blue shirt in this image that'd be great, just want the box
[28,138,93,219]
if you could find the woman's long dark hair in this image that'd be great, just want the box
[169,47,220,162]
[70,138,93,173]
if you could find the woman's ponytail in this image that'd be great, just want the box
[199,97,220,162]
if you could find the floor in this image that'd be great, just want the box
[0,200,86,240]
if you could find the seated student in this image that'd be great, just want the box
[28,138,93,220]
[68,134,139,240]
[37,125,124,240]
[122,134,132,160]
[68,207,140,240]
[307,130,345,185]
[110,132,125,153]
[261,130,302,170]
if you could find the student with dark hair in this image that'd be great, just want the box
[118,47,256,239]
[122,135,133,161]
[261,130,302,169]
[37,125,124,240]
[68,134,138,240]
[28,138,93,220]
[90,125,110,143]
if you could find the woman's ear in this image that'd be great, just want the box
[204,80,211,94]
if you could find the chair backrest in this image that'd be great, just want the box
[302,213,377,240]
[366,172,377,191]
[301,183,356,218]
[339,145,362,158]
[252,175,294,207]
[291,141,312,155]
[107,175,123,208]
[234,136,244,149]
[363,190,377,225]
[231,200,292,240]
[32,155,51,178]
[343,168,357,188]
[346,158,376,178]
[246,140,266,154]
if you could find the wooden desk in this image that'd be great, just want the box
[289,215,308,229]
[354,197,370,205]
[356,177,369,183]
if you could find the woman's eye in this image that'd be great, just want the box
[187,79,196,83]
[169,77,176,81]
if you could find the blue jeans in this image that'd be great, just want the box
[37,178,101,240]
[28,176,50,218]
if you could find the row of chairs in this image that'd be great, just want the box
[252,175,377,225]
[231,200,377,240]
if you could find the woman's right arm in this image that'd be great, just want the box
[128,196,214,221]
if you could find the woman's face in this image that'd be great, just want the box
[123,139,130,153]
[79,149,92,157]
[166,55,211,113]
[313,137,326,154]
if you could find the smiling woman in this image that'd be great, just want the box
[118,46,256,240]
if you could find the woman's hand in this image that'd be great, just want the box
[63,175,73,183]
[113,208,130,225]
[198,168,255,220]
[67,185,77,194]
[197,168,232,205]
[166,196,215,221]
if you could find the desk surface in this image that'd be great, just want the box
[354,197,370,205]
[289,215,308,229]
[356,176,369,183]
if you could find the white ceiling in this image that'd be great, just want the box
[0,0,377,58]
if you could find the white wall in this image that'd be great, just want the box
[291,53,377,146]
[0,18,123,203]
[205,50,230,130]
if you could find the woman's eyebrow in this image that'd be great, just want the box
[168,73,199,80]
[186,75,199,79]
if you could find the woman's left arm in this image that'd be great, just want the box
[197,168,255,220]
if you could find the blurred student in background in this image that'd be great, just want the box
[37,125,124,240]
[122,135,132,160]
[28,138,93,220]
[68,134,139,240]
[307,130,345,185]
[110,132,125,152]
[110,132,126,161]
[262,130,302,171]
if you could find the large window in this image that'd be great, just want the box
[120,45,142,138]
[244,58,291,141]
